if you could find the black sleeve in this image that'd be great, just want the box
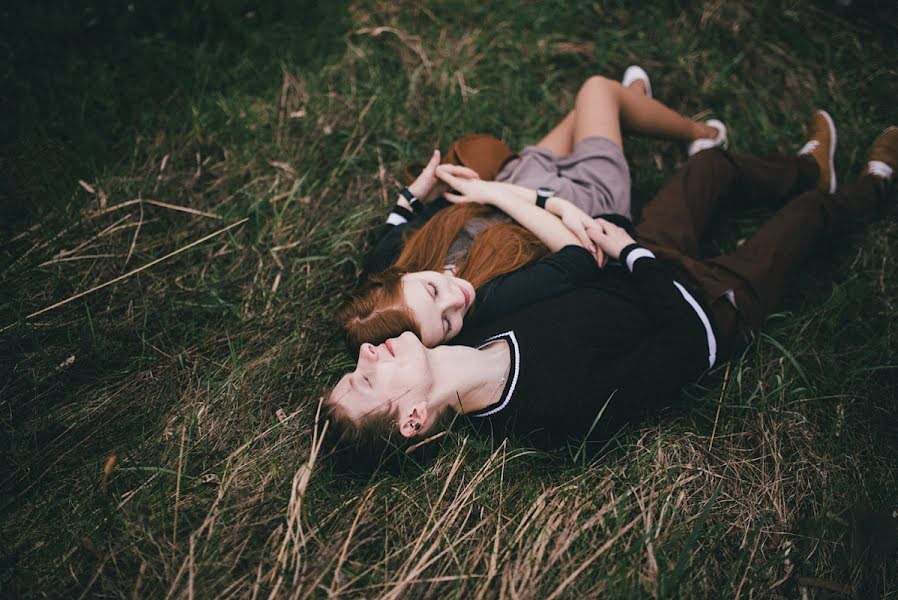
[363,199,451,276]
[619,244,702,329]
[467,245,602,326]
[592,245,712,423]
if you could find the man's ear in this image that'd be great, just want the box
[399,402,429,438]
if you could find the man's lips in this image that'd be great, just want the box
[385,339,395,356]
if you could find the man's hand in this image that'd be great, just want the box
[588,218,637,261]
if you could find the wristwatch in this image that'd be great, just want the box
[535,186,554,209]
[399,187,423,214]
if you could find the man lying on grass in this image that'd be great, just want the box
[325,114,898,457]
[340,67,727,351]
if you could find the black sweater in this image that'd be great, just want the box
[453,245,713,445]
[364,199,635,326]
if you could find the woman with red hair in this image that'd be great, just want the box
[342,67,727,349]
[327,120,897,455]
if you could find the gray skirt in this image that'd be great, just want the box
[495,135,632,219]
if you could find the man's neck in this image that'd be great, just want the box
[428,340,511,415]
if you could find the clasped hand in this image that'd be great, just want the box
[408,151,482,202]
[585,218,636,263]
[434,164,490,203]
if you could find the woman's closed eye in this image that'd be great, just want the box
[427,281,450,338]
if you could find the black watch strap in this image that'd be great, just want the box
[536,187,554,209]
[399,187,423,213]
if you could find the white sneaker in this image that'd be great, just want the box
[622,65,652,99]
[688,119,728,157]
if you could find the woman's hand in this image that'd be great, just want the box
[588,218,637,261]
[555,200,606,267]
[407,150,445,202]
[435,164,493,204]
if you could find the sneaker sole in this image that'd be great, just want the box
[818,109,837,193]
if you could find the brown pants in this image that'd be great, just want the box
[635,149,886,362]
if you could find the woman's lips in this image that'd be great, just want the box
[461,285,471,309]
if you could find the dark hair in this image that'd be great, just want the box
[340,203,546,348]
[323,393,404,458]
[320,384,454,472]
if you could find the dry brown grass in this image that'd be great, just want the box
[2,1,897,598]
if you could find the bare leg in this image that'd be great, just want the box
[536,75,718,155]
[576,76,717,148]
[535,110,577,156]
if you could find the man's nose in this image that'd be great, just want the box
[360,343,377,361]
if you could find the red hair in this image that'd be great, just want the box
[341,204,547,349]
[339,270,421,351]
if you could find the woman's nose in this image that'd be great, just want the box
[447,284,465,309]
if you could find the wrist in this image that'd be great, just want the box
[544,196,566,217]
[485,193,508,208]
[535,186,554,209]
[398,187,424,214]
[620,243,654,271]
[406,180,427,198]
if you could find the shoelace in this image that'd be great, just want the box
[867,160,893,179]
[798,140,820,155]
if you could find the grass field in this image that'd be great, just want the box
[2,1,898,598]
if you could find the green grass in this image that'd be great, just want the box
[2,0,898,598]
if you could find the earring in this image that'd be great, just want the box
[413,422,421,431]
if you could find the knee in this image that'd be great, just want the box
[577,75,619,100]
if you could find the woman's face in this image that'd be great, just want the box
[401,271,476,346]
[331,331,434,426]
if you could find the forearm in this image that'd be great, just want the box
[488,192,581,251]
[481,180,575,218]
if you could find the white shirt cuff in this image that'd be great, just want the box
[625,247,655,272]
[386,213,408,226]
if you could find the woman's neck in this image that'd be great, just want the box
[427,341,511,415]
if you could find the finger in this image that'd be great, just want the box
[435,168,459,185]
[439,164,479,179]
[424,149,440,172]
[571,223,592,250]
[593,217,614,233]
[587,219,605,235]
[453,165,480,179]
[595,217,621,234]
[584,224,605,247]
[444,192,472,204]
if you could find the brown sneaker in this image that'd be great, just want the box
[866,126,898,181]
[798,110,837,193]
